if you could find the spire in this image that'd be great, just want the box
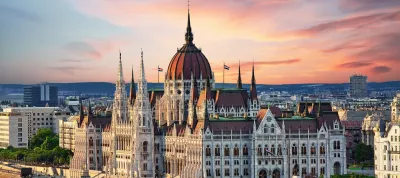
[129,66,136,105]
[237,60,242,89]
[137,49,149,100]
[250,60,257,100]
[185,0,194,44]
[190,71,198,102]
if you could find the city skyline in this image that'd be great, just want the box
[1,0,400,84]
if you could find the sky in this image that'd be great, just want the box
[0,0,399,85]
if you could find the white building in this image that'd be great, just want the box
[374,124,400,178]
[391,93,400,122]
[69,9,346,178]
[0,107,70,148]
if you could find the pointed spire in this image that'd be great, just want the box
[250,60,257,100]
[185,0,194,44]
[129,66,136,105]
[237,60,242,89]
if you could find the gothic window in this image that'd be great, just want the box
[334,141,340,150]
[311,167,316,175]
[143,141,148,152]
[89,137,93,147]
[311,143,316,155]
[277,144,282,155]
[271,144,276,155]
[224,145,230,156]
[264,145,269,155]
[320,143,325,155]
[143,163,147,171]
[216,169,220,176]
[270,124,275,133]
[215,145,220,156]
[302,167,306,176]
[258,145,262,156]
[244,168,249,176]
[206,145,211,156]
[243,144,248,156]
[234,145,239,156]
[267,116,272,122]
[264,124,268,133]
[206,169,211,176]
[143,115,146,126]
[292,144,298,155]
[320,167,325,175]
[301,143,307,155]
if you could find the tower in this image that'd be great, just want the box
[112,51,128,125]
[109,51,128,174]
[132,50,155,177]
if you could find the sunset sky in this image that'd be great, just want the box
[0,0,399,84]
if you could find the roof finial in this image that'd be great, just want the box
[119,49,121,61]
[185,0,193,44]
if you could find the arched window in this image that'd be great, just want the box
[224,145,230,156]
[311,143,316,155]
[264,145,269,155]
[292,144,297,155]
[142,115,146,126]
[258,145,262,156]
[89,137,93,147]
[301,143,307,155]
[271,144,276,155]
[143,141,148,152]
[270,124,275,133]
[243,144,248,156]
[215,145,220,156]
[234,145,239,156]
[277,144,282,155]
[264,124,268,133]
[320,143,325,155]
[206,145,211,156]
[336,141,340,149]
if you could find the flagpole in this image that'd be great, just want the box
[158,65,159,83]
[223,62,225,88]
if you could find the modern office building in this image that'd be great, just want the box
[0,107,70,148]
[24,83,58,107]
[349,75,367,98]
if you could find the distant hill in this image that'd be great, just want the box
[0,81,399,95]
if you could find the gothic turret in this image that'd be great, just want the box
[129,67,136,105]
[111,51,128,125]
[250,62,257,100]
[237,61,242,89]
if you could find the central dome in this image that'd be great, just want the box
[166,13,213,81]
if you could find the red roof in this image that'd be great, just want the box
[166,44,212,80]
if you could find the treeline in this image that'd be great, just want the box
[331,173,375,178]
[0,128,73,166]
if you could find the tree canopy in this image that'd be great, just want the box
[0,128,72,166]
[355,143,374,163]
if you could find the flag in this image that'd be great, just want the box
[224,64,230,70]
[158,67,163,72]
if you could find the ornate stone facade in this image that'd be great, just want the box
[69,9,346,178]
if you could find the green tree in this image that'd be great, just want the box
[40,136,59,150]
[355,143,373,163]
[30,128,56,148]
